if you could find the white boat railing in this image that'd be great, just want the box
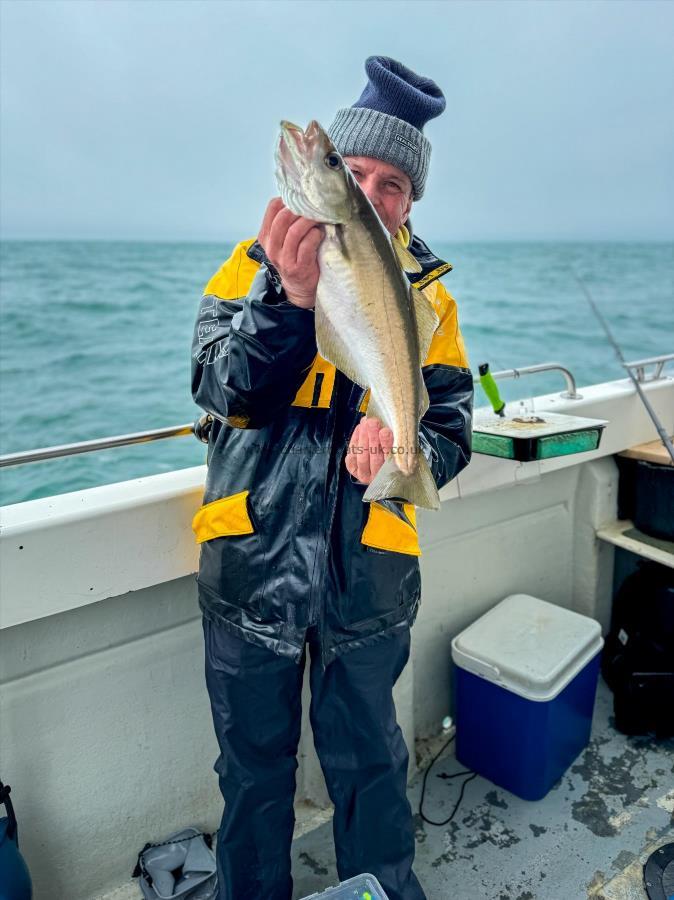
[476,362,582,399]
[0,416,212,468]
[0,355,671,469]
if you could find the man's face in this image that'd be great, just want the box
[343,155,413,237]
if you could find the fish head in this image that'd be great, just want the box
[275,120,354,224]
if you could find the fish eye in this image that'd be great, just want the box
[324,152,343,170]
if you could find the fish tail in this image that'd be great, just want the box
[362,452,440,510]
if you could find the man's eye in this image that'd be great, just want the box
[385,182,402,191]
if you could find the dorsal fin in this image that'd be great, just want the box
[412,286,440,365]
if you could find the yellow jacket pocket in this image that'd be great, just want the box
[192,489,255,544]
[361,501,421,556]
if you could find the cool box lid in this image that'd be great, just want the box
[451,594,604,702]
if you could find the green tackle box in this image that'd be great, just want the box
[472,411,608,462]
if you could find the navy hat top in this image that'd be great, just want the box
[353,56,446,132]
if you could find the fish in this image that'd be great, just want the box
[274,119,441,510]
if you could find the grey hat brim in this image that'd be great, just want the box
[327,107,430,200]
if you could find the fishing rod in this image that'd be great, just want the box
[572,270,674,464]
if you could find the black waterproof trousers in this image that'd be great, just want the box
[202,612,427,900]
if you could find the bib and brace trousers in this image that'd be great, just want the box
[191,231,473,899]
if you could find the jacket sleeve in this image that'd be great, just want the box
[418,282,474,490]
[191,250,318,430]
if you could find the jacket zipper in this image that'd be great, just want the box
[308,378,339,627]
[316,384,368,671]
[316,457,343,672]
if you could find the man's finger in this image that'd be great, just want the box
[258,198,284,248]
[345,423,360,477]
[370,425,394,478]
[283,218,321,265]
[356,417,372,483]
[294,224,325,270]
[366,418,382,450]
[265,207,300,264]
[366,417,385,475]
[259,200,284,250]
[379,426,394,457]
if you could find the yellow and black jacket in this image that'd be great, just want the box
[191,228,473,671]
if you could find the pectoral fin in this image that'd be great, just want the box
[315,301,368,388]
[392,238,423,273]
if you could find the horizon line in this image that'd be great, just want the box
[1,235,673,245]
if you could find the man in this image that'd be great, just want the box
[191,56,473,900]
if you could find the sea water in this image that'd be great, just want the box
[0,240,672,505]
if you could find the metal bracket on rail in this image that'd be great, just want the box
[623,353,674,384]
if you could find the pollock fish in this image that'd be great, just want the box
[275,119,440,510]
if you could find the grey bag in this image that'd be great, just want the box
[132,827,217,900]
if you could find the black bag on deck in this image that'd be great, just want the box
[602,561,674,737]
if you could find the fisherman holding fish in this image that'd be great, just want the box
[191,57,473,900]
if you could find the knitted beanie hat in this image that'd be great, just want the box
[327,56,446,200]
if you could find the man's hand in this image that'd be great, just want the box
[345,416,394,485]
[258,198,325,308]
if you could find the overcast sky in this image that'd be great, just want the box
[1,0,672,242]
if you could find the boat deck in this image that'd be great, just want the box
[290,677,674,900]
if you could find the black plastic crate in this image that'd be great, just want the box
[616,456,674,541]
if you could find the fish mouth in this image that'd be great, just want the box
[276,133,297,177]
[279,120,304,150]
[277,120,307,180]
[279,119,331,159]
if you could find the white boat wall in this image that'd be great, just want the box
[1,368,672,900]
